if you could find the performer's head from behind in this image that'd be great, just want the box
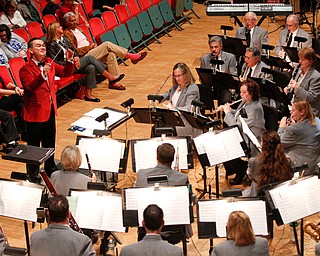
[244,12,257,30]
[208,36,223,58]
[286,14,299,33]
[239,79,259,103]
[298,47,315,72]
[142,204,164,233]
[226,211,255,246]
[157,143,175,167]
[48,195,70,224]
[64,12,77,30]
[0,24,12,43]
[61,145,82,172]
[172,62,195,89]
[244,47,261,68]
[28,38,46,61]
[291,100,316,125]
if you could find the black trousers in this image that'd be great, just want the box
[0,94,24,133]
[0,109,19,144]
[26,105,56,179]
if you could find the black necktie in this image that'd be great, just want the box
[245,29,251,46]
[287,33,293,47]
[37,61,45,67]
[247,68,252,78]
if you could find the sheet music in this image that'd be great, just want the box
[133,138,189,171]
[70,191,125,232]
[198,200,216,222]
[78,138,124,173]
[125,186,190,226]
[268,176,320,224]
[0,180,43,222]
[193,127,245,166]
[239,116,261,150]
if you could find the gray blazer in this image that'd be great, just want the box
[211,237,270,256]
[242,157,261,197]
[241,61,273,81]
[236,26,268,49]
[275,28,312,56]
[136,164,188,187]
[293,67,320,117]
[30,224,96,256]
[315,242,320,256]
[278,118,320,175]
[200,51,238,75]
[120,234,183,256]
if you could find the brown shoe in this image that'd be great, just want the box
[108,83,126,90]
[132,51,148,64]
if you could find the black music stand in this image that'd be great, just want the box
[261,55,293,71]
[283,46,299,63]
[179,110,221,132]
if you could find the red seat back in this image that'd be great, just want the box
[137,0,152,11]
[26,22,45,39]
[88,17,106,44]
[13,28,30,44]
[42,14,57,31]
[9,57,26,88]
[126,0,141,17]
[114,5,130,23]
[101,11,119,30]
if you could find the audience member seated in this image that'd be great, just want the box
[284,47,320,117]
[219,80,265,185]
[17,0,42,24]
[211,211,270,256]
[51,145,96,196]
[235,12,268,50]
[242,130,293,197]
[0,1,27,30]
[0,109,19,153]
[30,195,96,256]
[278,100,320,176]
[160,62,201,137]
[42,0,60,16]
[63,12,147,90]
[93,0,120,12]
[58,0,88,28]
[46,22,125,101]
[120,204,183,256]
[0,24,27,60]
[275,14,312,61]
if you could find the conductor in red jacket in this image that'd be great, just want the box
[19,37,74,182]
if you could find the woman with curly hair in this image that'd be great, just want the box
[242,130,293,197]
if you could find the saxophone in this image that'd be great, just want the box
[303,221,320,242]
[39,170,83,234]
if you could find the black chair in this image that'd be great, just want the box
[262,104,279,131]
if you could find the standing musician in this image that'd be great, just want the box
[275,14,312,61]
[19,38,74,183]
[285,47,320,117]
[30,195,96,256]
[235,12,268,50]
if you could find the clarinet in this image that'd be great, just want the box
[287,64,301,101]
[39,170,83,234]
[85,153,93,178]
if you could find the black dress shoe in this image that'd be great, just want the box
[84,96,101,102]
[229,172,246,185]
[109,74,125,85]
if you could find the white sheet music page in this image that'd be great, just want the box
[215,200,268,237]
[198,200,217,222]
[0,180,42,222]
[239,116,261,150]
[124,188,140,210]
[78,138,123,172]
[101,195,126,232]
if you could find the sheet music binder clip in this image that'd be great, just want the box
[227,197,236,203]
[121,98,134,115]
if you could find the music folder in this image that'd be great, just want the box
[261,55,293,71]
[197,198,268,238]
[2,145,54,166]
[282,46,299,63]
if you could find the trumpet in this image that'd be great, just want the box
[303,221,320,242]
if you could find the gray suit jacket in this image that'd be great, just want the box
[275,28,312,56]
[241,61,273,81]
[30,224,96,256]
[120,234,183,256]
[200,51,238,75]
[278,118,320,175]
[315,242,320,256]
[293,67,320,117]
[236,26,268,49]
[211,237,270,256]
[136,164,188,187]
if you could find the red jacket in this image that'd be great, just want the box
[20,57,74,122]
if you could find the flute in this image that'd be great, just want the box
[212,99,243,114]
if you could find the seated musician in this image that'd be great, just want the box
[285,47,320,117]
[278,100,320,176]
[120,204,183,256]
[30,195,96,256]
[275,14,311,61]
[219,80,265,185]
[161,62,201,137]
[242,131,293,197]
[211,211,269,256]
[235,12,268,50]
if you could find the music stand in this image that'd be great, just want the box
[179,110,221,132]
[261,55,293,71]
[283,46,300,63]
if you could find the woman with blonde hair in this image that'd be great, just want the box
[211,211,269,256]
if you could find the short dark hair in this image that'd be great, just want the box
[28,37,43,48]
[143,204,163,231]
[241,79,260,101]
[246,47,261,60]
[0,24,11,41]
[157,143,175,165]
[48,195,69,223]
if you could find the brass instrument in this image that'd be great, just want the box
[303,221,320,242]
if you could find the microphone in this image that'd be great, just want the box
[294,36,307,43]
